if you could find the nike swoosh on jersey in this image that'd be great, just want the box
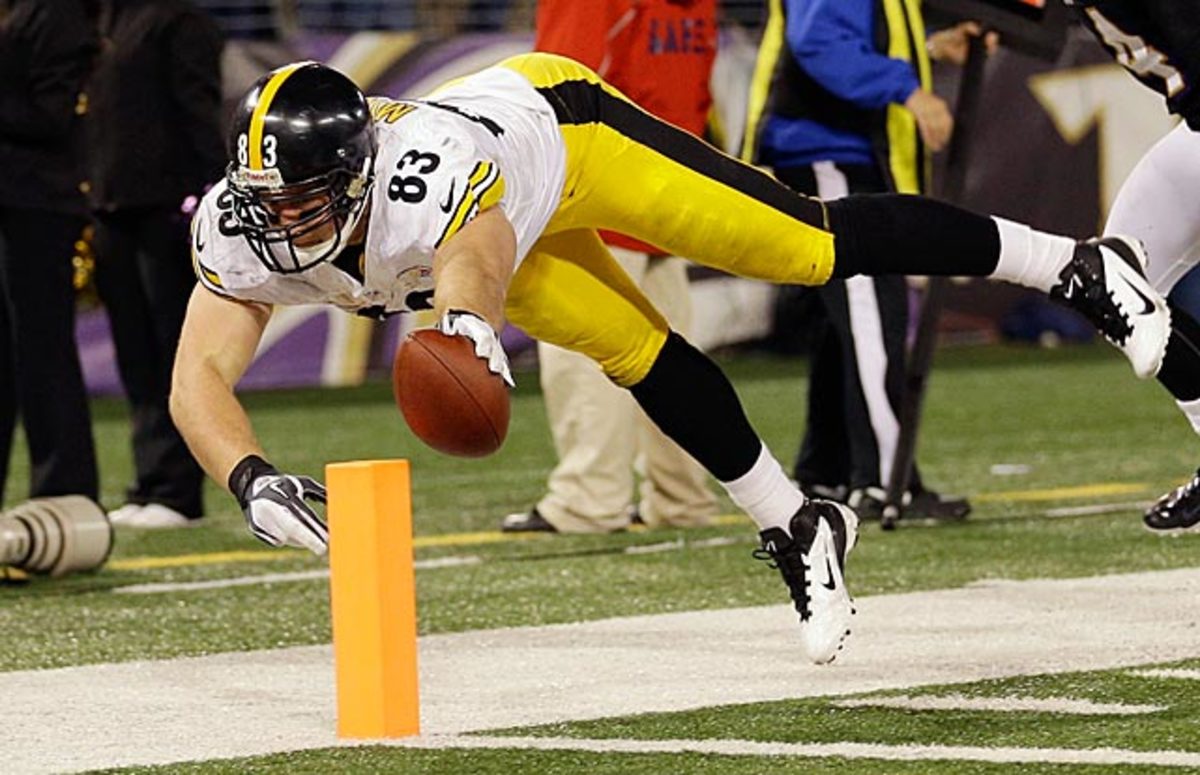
[440,181,456,214]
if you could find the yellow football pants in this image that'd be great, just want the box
[501,53,836,386]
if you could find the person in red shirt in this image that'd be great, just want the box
[502,0,720,533]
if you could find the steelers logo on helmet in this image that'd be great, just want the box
[225,61,378,273]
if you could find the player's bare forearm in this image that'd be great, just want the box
[169,285,273,490]
[432,207,517,330]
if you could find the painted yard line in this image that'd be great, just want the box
[110,538,749,595]
[833,694,1164,715]
[100,484,1161,574]
[974,482,1148,503]
[623,536,742,555]
[108,550,304,571]
[92,487,1163,576]
[100,484,1167,575]
[397,735,1200,768]
[399,734,1200,767]
[104,516,750,573]
[113,569,331,594]
[111,556,481,595]
[1045,501,1152,518]
[1129,668,1200,680]
[8,567,1200,773]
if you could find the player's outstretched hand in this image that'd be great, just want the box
[437,310,516,387]
[229,455,328,555]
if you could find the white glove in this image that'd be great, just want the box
[230,456,328,555]
[437,310,515,387]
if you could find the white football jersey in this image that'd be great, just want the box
[190,65,567,316]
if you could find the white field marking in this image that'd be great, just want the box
[1129,668,1200,680]
[111,556,480,595]
[395,734,1200,768]
[1045,501,1152,518]
[990,463,1032,476]
[623,536,742,555]
[9,566,1200,774]
[112,537,746,594]
[832,693,1165,714]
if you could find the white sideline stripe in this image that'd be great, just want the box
[396,734,1200,768]
[833,694,1165,715]
[8,566,1200,774]
[1045,501,1152,517]
[1129,668,1200,680]
[112,556,480,594]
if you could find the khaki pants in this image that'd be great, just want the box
[535,248,718,533]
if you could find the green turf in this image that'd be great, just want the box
[505,658,1200,752]
[10,343,1200,774]
[101,749,1192,775]
[3,344,1199,672]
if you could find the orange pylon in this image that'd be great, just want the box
[327,459,420,738]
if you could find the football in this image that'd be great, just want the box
[392,329,510,457]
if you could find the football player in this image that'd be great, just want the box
[177,55,1167,664]
[1070,0,1200,533]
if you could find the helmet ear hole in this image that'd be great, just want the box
[225,61,377,273]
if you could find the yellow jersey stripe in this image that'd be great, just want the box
[436,162,485,247]
[249,62,306,170]
[475,168,505,211]
[199,264,223,289]
[435,161,505,247]
[190,246,226,292]
[368,97,417,124]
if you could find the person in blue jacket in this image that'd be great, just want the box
[742,0,992,520]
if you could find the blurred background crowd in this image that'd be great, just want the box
[0,0,1187,546]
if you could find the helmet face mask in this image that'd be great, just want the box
[227,162,373,273]
[224,62,378,274]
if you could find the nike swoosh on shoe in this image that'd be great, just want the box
[1117,272,1156,316]
[821,556,837,591]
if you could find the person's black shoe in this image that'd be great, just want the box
[847,487,971,522]
[1145,469,1200,534]
[500,507,558,533]
[798,481,849,503]
[907,489,971,521]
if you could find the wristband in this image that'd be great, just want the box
[228,454,279,507]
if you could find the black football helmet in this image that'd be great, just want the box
[225,61,377,273]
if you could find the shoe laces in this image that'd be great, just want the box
[1161,469,1200,510]
[754,540,812,621]
[1053,250,1133,344]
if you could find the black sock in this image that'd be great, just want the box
[826,194,1001,279]
[1157,302,1200,402]
[630,332,761,481]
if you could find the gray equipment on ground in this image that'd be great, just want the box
[0,496,113,577]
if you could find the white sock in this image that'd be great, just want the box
[1178,397,1200,434]
[721,444,806,532]
[988,217,1076,293]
